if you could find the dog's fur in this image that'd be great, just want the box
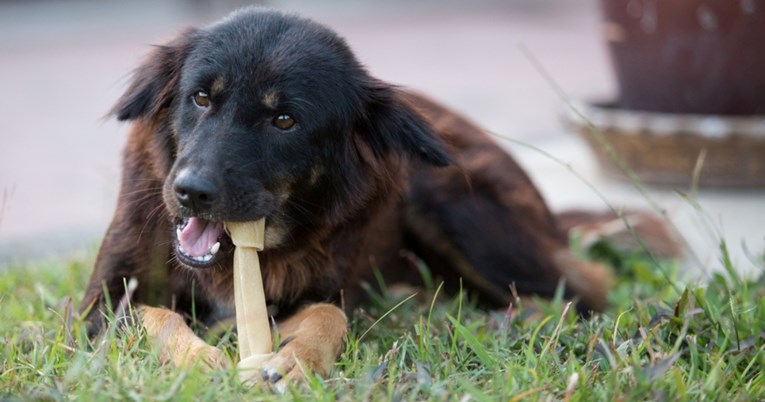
[81,9,614,386]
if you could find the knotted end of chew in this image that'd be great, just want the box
[226,221,265,250]
[238,353,273,385]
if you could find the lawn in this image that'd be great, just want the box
[1,237,764,401]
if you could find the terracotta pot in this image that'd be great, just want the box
[600,0,765,115]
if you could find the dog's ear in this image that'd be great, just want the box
[112,29,201,121]
[357,82,452,167]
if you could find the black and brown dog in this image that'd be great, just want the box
[81,8,615,386]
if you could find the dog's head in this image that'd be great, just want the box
[113,8,451,268]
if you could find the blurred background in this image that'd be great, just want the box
[0,0,763,280]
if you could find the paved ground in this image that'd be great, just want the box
[1,0,763,279]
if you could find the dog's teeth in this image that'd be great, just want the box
[176,228,183,240]
[210,242,221,255]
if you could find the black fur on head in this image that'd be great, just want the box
[356,81,452,167]
[113,9,451,167]
[111,8,452,253]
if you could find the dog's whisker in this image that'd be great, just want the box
[235,156,265,171]
[118,189,164,208]
[118,185,163,195]
[135,203,169,244]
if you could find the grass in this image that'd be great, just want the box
[1,239,764,401]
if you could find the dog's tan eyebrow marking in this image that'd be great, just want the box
[211,77,225,97]
[262,90,280,109]
[308,166,323,185]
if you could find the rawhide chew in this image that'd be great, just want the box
[225,219,272,381]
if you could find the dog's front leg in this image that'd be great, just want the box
[255,303,347,390]
[138,305,230,370]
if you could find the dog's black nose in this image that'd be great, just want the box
[173,170,219,212]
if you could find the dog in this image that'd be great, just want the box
[80,8,616,387]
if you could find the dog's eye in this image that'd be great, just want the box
[192,91,211,108]
[273,114,296,130]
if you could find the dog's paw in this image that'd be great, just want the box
[258,336,332,392]
[236,304,347,391]
[182,341,231,370]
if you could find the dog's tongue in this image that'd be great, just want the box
[179,218,224,257]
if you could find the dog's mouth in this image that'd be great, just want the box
[174,217,233,268]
